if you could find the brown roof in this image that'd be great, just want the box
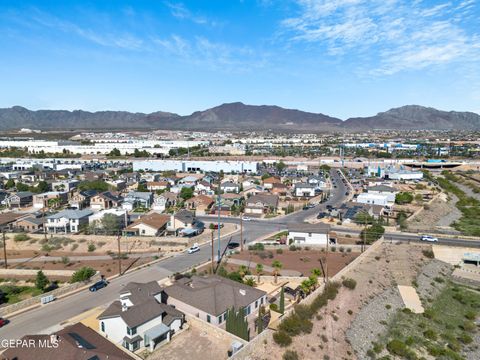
[126,213,170,231]
[163,275,266,317]
[1,322,135,360]
[263,177,282,184]
[246,193,279,208]
[185,195,214,206]
[147,181,169,187]
[0,212,25,226]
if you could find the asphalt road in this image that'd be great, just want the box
[0,170,351,341]
[6,168,476,341]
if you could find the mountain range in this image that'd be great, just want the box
[0,103,479,132]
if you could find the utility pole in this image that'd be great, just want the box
[240,213,243,252]
[325,231,329,283]
[217,176,221,263]
[117,233,122,276]
[2,230,7,269]
[43,206,47,241]
[363,212,368,253]
[211,230,214,273]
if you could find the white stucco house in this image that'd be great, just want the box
[46,209,93,234]
[287,224,331,246]
[293,183,317,197]
[98,281,184,353]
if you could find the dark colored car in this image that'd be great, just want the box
[89,280,108,292]
[227,242,240,249]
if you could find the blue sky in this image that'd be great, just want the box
[0,0,479,119]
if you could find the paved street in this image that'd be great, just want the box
[2,168,478,342]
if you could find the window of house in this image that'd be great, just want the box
[101,322,105,332]
[207,315,211,323]
[260,297,264,305]
[246,305,251,315]
[127,326,137,335]
[218,315,222,323]
[255,300,258,309]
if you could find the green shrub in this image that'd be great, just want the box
[342,278,357,290]
[422,249,434,258]
[273,331,292,347]
[87,243,96,252]
[70,267,96,283]
[423,329,437,340]
[282,350,299,360]
[269,303,278,312]
[386,339,408,357]
[276,248,283,254]
[14,233,30,242]
[458,332,473,344]
[289,245,297,251]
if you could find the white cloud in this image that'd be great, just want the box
[282,0,480,74]
[164,2,215,26]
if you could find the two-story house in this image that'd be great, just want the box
[122,191,154,211]
[91,192,123,210]
[98,281,184,352]
[46,209,93,234]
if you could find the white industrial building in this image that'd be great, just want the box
[133,160,258,173]
[356,193,391,206]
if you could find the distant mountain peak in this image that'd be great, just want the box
[0,103,478,132]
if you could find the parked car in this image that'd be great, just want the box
[420,235,438,242]
[188,244,200,254]
[242,216,252,221]
[0,317,8,328]
[212,223,224,229]
[227,242,240,249]
[89,280,108,292]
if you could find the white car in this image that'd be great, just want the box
[187,244,200,254]
[420,235,438,242]
[242,216,252,221]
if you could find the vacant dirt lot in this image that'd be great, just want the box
[228,248,359,277]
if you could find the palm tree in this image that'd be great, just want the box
[311,268,321,288]
[239,265,248,278]
[300,279,311,296]
[255,263,263,283]
[272,260,282,284]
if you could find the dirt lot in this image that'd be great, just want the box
[240,242,432,360]
[228,248,359,277]
[2,222,237,254]
[407,193,461,232]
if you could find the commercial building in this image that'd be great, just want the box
[132,160,258,173]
